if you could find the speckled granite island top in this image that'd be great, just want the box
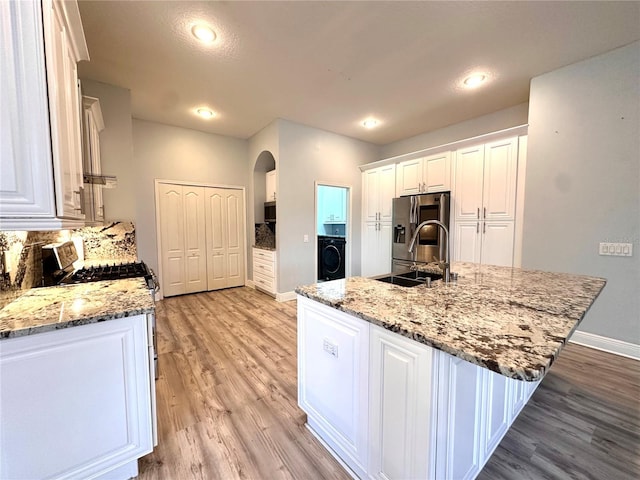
[295,262,606,381]
[0,278,155,339]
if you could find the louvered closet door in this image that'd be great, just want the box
[205,187,245,290]
[158,184,186,296]
[183,186,208,293]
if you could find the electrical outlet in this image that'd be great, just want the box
[599,242,633,257]
[323,338,338,358]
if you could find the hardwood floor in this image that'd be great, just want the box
[139,287,350,480]
[140,287,640,479]
[479,342,640,480]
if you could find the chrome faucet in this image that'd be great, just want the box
[408,220,451,283]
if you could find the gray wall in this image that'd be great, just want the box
[523,41,640,345]
[80,80,135,221]
[380,103,529,159]
[132,119,248,278]
[277,120,380,292]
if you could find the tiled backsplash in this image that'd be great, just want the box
[255,223,275,249]
[0,222,136,295]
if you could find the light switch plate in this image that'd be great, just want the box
[599,242,633,256]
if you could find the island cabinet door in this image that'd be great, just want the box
[0,315,153,480]
[480,369,511,460]
[435,354,484,480]
[368,325,437,480]
[297,296,370,478]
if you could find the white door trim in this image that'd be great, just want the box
[315,181,352,282]
[154,179,247,299]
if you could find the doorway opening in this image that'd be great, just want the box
[315,183,350,282]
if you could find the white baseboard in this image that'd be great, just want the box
[276,291,297,302]
[569,330,640,361]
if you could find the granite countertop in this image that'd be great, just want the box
[253,244,276,251]
[295,262,606,381]
[0,278,155,340]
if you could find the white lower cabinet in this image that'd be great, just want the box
[481,370,511,462]
[0,315,153,479]
[453,220,515,267]
[297,296,369,478]
[369,326,436,480]
[435,354,484,480]
[253,247,277,295]
[361,222,392,277]
[297,298,542,480]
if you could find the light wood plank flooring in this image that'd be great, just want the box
[139,287,640,479]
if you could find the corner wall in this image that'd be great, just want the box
[523,41,640,346]
[277,120,380,293]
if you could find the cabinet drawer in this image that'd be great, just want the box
[254,271,275,292]
[253,260,274,276]
[253,248,275,262]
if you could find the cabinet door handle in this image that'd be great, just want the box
[483,207,486,219]
[477,207,480,219]
[476,222,479,234]
[483,222,486,234]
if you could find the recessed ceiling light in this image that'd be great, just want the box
[363,118,378,129]
[191,24,216,43]
[463,74,487,88]
[195,107,216,119]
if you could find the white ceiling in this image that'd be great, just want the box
[77,1,640,145]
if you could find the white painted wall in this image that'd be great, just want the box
[277,120,379,293]
[523,41,640,345]
[80,80,135,221]
[132,119,248,276]
[380,103,529,158]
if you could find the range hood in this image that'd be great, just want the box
[84,174,118,188]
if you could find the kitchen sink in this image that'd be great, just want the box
[396,270,443,282]
[373,269,442,288]
[374,275,425,288]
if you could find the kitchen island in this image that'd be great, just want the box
[295,262,606,480]
[0,279,156,480]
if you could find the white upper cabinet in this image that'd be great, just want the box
[0,0,89,230]
[363,164,395,223]
[266,169,276,201]
[321,187,346,223]
[454,137,518,222]
[483,138,518,220]
[396,152,451,196]
[453,144,485,221]
[395,158,423,196]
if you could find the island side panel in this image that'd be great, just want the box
[297,295,370,478]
